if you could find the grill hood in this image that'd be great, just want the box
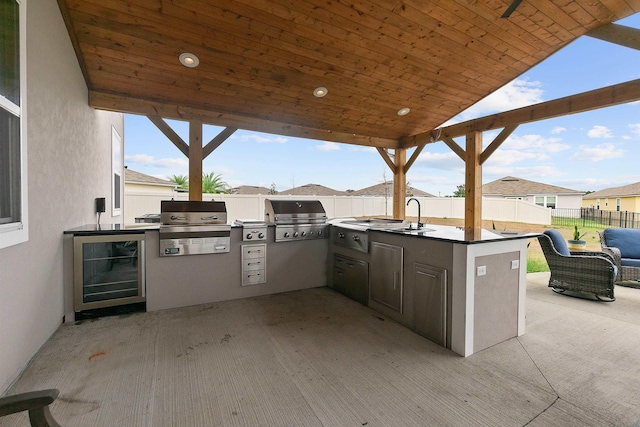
[264,199,327,225]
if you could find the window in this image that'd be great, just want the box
[111,127,122,216]
[596,199,600,209]
[546,196,556,209]
[534,196,555,208]
[616,198,621,212]
[0,0,27,249]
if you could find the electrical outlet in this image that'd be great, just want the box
[511,260,519,269]
[477,265,486,276]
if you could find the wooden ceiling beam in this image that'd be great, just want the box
[203,127,237,159]
[147,116,189,157]
[479,125,518,165]
[377,148,397,173]
[404,78,640,146]
[91,91,399,149]
[442,136,466,161]
[403,144,426,174]
[586,23,640,51]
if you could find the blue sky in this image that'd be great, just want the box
[124,14,640,197]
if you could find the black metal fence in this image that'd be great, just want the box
[551,207,640,229]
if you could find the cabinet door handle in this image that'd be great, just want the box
[393,271,399,290]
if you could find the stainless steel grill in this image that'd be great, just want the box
[264,199,328,242]
[159,201,231,256]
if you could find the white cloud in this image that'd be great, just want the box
[416,151,464,171]
[551,127,566,134]
[316,141,340,151]
[500,134,569,153]
[587,125,613,138]
[569,142,624,162]
[483,165,565,180]
[629,123,640,136]
[348,146,377,153]
[442,78,544,125]
[232,134,288,144]
[125,154,189,169]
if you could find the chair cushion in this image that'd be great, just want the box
[544,229,570,256]
[621,257,640,268]
[603,228,640,259]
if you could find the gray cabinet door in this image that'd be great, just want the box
[333,254,368,305]
[414,263,447,347]
[370,242,403,312]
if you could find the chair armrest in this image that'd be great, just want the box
[599,246,622,265]
[0,389,61,427]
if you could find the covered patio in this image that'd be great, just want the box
[3,273,640,426]
[3,1,640,425]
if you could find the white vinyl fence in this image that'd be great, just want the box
[124,190,551,225]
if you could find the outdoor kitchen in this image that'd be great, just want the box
[64,198,535,357]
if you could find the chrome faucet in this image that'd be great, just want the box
[406,198,424,229]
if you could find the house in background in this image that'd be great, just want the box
[123,169,176,224]
[230,185,275,195]
[279,184,346,196]
[482,176,584,209]
[124,168,176,195]
[351,182,434,197]
[582,182,640,211]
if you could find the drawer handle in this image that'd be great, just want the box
[247,261,261,266]
[248,273,261,278]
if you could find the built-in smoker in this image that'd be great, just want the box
[159,200,231,256]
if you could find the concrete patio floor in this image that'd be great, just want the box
[2,272,640,426]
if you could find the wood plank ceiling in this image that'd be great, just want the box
[58,0,640,149]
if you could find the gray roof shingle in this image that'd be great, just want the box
[124,168,175,187]
[351,182,434,197]
[583,182,640,199]
[482,176,582,196]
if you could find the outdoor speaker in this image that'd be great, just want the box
[95,197,106,213]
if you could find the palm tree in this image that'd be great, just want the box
[168,174,189,191]
[202,172,229,194]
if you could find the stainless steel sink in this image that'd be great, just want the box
[384,227,436,235]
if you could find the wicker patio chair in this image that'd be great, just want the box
[538,229,617,301]
[0,389,61,426]
[598,230,640,283]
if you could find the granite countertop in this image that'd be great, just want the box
[64,223,160,235]
[328,218,540,244]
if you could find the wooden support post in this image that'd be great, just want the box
[464,132,482,240]
[393,148,407,219]
[189,121,203,201]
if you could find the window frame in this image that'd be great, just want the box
[0,0,28,250]
[111,126,122,217]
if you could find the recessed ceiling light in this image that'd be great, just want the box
[313,87,328,97]
[179,53,199,68]
[397,107,410,116]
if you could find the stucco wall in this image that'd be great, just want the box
[0,0,123,393]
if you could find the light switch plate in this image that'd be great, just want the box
[511,260,519,269]
[477,265,486,276]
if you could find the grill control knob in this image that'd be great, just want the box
[284,232,290,238]
[293,231,299,237]
[258,232,265,239]
[338,232,345,239]
[318,230,323,236]
[301,231,307,237]
[246,233,253,239]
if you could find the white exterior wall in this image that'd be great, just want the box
[0,0,123,393]
[556,194,583,209]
